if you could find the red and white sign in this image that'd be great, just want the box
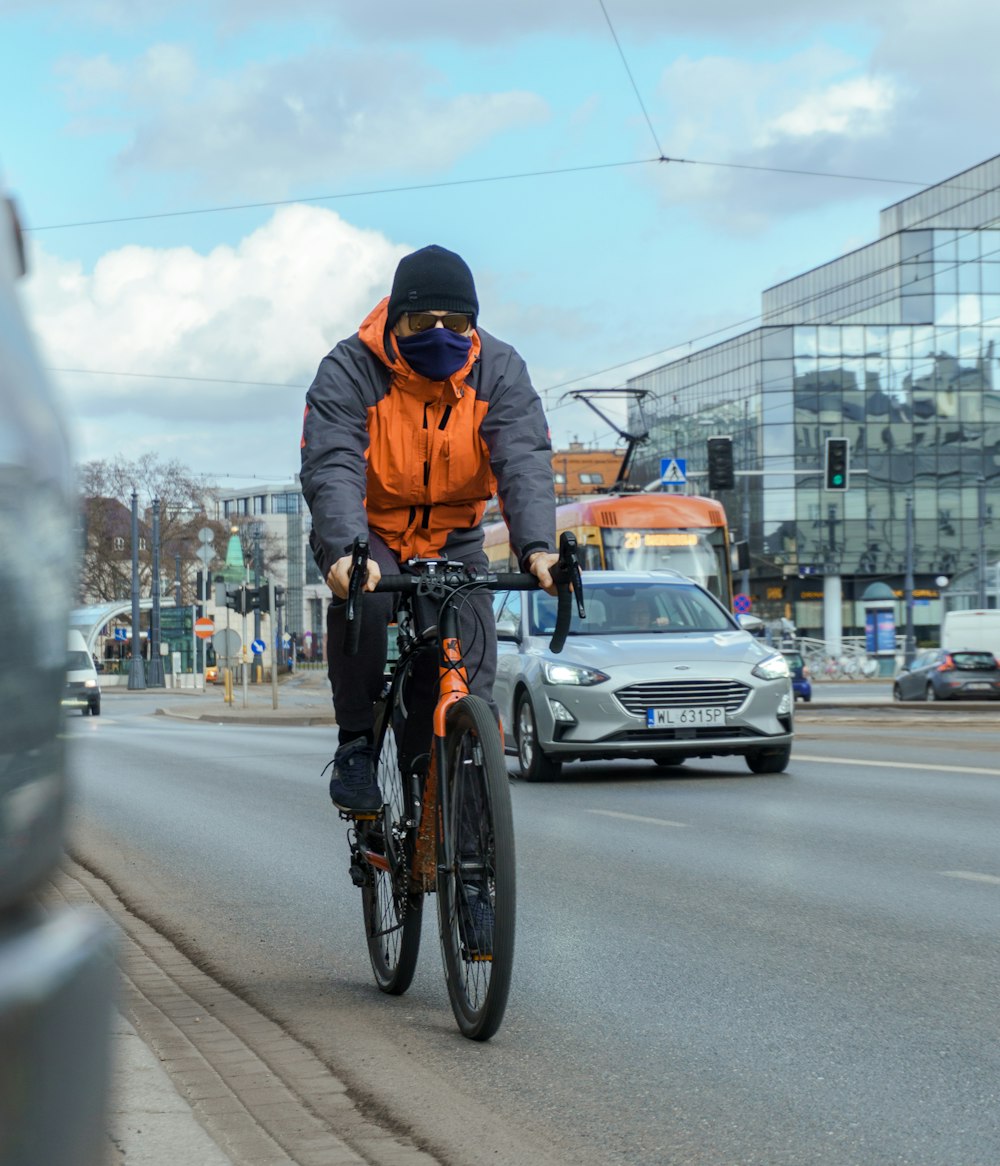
[194,617,216,640]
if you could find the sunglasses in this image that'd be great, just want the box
[405,311,472,334]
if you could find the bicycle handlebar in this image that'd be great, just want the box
[340,531,584,657]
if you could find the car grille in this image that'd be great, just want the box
[614,679,751,716]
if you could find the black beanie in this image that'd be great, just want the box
[386,244,479,327]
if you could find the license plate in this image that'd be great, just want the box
[647,706,725,727]
[967,682,993,690]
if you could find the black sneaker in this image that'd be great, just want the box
[328,740,381,814]
[458,884,494,957]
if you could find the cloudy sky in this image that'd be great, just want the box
[4,0,1000,488]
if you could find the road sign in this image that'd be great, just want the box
[114,628,128,641]
[659,457,687,484]
[251,638,266,655]
[198,526,215,544]
[195,543,214,567]
[212,628,241,658]
[194,617,215,640]
[733,593,752,614]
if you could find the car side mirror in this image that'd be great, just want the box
[496,612,520,640]
[737,613,764,633]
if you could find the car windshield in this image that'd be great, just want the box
[529,582,734,636]
[67,650,92,670]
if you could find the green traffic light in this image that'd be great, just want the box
[832,474,843,486]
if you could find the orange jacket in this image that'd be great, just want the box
[301,298,555,569]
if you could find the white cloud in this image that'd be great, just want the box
[770,77,896,140]
[59,44,548,197]
[23,206,407,473]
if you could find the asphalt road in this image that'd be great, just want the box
[66,693,1000,1166]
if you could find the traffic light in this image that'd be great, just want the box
[706,436,735,491]
[824,437,850,492]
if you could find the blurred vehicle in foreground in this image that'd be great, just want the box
[0,180,116,1165]
[493,570,793,780]
[893,649,1000,701]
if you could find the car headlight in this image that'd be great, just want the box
[542,661,609,686]
[752,654,791,681]
[84,679,97,688]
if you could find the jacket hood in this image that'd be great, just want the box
[358,297,481,404]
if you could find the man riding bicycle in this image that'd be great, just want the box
[301,244,558,815]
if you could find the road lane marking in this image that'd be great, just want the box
[794,753,1000,777]
[940,870,1000,885]
[586,809,688,829]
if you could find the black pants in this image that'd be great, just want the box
[326,531,498,737]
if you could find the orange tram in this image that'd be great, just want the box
[484,492,736,610]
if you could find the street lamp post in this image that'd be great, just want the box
[904,493,916,668]
[127,490,146,690]
[147,497,164,686]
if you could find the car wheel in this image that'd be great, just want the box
[892,683,903,701]
[515,692,561,782]
[925,684,938,702]
[746,745,791,775]
[803,693,811,703]
[90,701,101,716]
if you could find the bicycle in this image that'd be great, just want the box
[338,531,584,1041]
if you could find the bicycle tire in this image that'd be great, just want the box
[361,690,423,995]
[437,695,515,1041]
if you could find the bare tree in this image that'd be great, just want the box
[77,454,226,604]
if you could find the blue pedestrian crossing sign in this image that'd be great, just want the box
[251,638,266,655]
[659,457,687,484]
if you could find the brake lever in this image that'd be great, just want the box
[343,537,369,657]
[558,531,586,616]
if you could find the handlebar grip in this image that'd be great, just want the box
[343,538,369,658]
[549,583,573,654]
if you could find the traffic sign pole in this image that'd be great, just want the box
[269,580,278,710]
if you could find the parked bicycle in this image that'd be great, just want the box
[338,531,584,1040]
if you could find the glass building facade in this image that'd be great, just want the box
[628,155,1000,639]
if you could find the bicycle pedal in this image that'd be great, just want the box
[348,862,368,888]
[339,808,379,822]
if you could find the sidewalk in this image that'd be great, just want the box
[151,668,337,727]
[106,1014,234,1165]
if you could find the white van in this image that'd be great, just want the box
[940,609,1000,661]
[64,629,101,716]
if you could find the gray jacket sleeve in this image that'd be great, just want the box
[477,336,557,565]
[299,341,372,577]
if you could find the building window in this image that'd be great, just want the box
[253,495,266,515]
[554,472,567,484]
[579,473,605,484]
[223,501,232,518]
[239,498,249,515]
[273,493,301,514]
[113,536,125,552]
[139,537,147,551]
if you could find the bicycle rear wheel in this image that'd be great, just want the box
[437,695,515,1041]
[361,694,423,994]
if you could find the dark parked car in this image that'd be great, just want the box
[0,178,116,1164]
[781,650,812,702]
[893,648,1000,701]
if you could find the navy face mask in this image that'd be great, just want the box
[397,328,472,381]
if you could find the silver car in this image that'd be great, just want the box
[493,571,794,780]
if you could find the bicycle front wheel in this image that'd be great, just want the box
[362,698,423,995]
[437,695,515,1041]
